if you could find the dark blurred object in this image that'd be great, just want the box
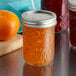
[69,0,76,48]
[41,0,69,32]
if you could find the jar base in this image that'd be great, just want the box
[24,61,54,67]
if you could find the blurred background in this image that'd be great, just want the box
[0,0,41,33]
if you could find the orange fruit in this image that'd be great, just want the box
[0,10,20,40]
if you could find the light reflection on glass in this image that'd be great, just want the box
[55,30,70,76]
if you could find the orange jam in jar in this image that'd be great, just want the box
[21,10,57,66]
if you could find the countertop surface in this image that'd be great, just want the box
[0,30,76,76]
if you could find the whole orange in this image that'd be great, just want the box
[0,10,20,40]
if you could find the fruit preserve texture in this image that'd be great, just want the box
[22,26,55,65]
[41,0,69,32]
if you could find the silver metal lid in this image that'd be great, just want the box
[21,10,57,28]
[69,0,76,12]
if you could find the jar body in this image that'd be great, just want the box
[41,0,69,32]
[22,25,55,66]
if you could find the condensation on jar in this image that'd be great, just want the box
[21,10,57,66]
[69,0,76,48]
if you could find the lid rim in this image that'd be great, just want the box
[22,20,57,28]
[69,2,76,11]
[21,10,57,27]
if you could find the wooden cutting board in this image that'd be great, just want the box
[0,34,23,56]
